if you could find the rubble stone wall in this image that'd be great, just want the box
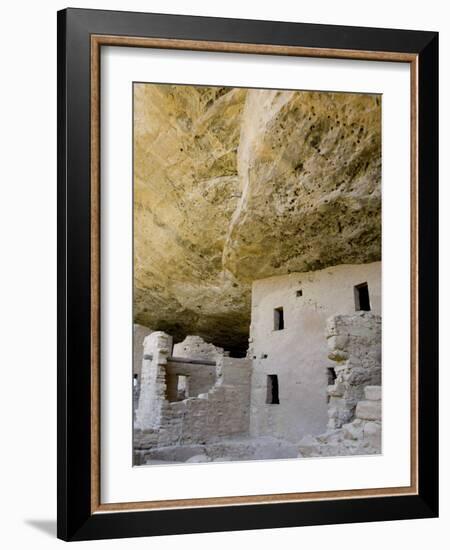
[134,331,173,431]
[173,335,224,361]
[298,384,382,457]
[298,312,382,458]
[326,312,382,429]
[134,332,252,450]
[133,324,152,377]
[133,324,152,413]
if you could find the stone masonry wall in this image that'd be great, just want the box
[298,384,382,457]
[298,312,382,458]
[134,331,173,431]
[134,333,252,452]
[173,335,224,361]
[134,324,152,377]
[155,356,252,447]
[133,324,152,414]
[164,361,217,401]
[326,312,381,429]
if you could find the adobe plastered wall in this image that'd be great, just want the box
[249,262,381,442]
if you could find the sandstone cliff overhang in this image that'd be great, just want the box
[133,84,381,354]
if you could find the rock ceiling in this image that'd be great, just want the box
[133,83,381,355]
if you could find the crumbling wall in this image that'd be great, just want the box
[164,361,216,401]
[297,311,382,458]
[134,331,173,431]
[133,324,152,377]
[133,324,152,413]
[326,312,381,429]
[173,335,224,361]
[298,384,381,457]
[155,357,251,447]
[134,333,252,452]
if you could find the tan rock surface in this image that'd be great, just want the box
[133,84,381,353]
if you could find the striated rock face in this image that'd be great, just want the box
[134,84,381,354]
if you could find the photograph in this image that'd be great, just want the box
[132,83,382,466]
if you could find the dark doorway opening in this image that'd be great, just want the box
[354,282,371,311]
[274,307,284,330]
[266,374,280,404]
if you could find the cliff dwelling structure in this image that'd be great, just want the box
[132,83,382,465]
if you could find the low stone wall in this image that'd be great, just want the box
[326,312,381,429]
[134,332,252,453]
[156,361,251,447]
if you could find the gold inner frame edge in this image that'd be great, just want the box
[90,34,419,514]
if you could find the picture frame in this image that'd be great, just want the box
[57,7,438,541]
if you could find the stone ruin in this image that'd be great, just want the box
[298,385,381,457]
[133,332,259,464]
[298,312,382,457]
[326,312,381,429]
[133,310,382,464]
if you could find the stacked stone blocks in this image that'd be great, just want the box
[134,332,252,452]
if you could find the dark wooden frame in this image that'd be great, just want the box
[57,7,438,541]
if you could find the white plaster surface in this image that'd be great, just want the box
[250,262,381,441]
